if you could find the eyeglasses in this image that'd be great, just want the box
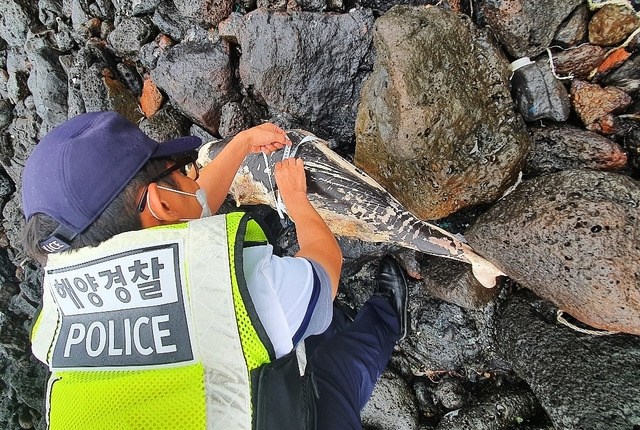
[137,155,200,213]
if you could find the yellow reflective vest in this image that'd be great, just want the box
[31,213,275,429]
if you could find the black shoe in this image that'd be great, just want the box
[375,256,409,340]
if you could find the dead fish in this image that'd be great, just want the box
[198,130,504,288]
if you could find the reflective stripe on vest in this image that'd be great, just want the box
[31,213,274,429]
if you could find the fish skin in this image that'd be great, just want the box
[198,129,504,287]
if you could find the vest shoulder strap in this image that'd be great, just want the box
[223,212,275,369]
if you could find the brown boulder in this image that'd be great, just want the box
[526,124,627,175]
[570,79,632,130]
[355,6,529,220]
[551,44,607,80]
[588,4,640,47]
[466,169,640,335]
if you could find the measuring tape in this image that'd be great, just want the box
[263,134,319,220]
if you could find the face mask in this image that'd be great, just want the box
[148,186,213,221]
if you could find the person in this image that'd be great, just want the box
[21,111,409,430]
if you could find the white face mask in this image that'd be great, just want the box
[148,186,213,221]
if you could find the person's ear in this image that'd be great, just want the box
[145,183,182,223]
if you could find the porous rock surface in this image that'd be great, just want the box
[466,169,640,335]
[355,6,529,220]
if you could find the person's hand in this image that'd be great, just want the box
[274,158,308,208]
[274,157,342,295]
[236,122,291,155]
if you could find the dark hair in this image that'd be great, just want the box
[22,158,178,262]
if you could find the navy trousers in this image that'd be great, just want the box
[304,296,400,430]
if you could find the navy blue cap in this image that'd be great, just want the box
[22,111,201,240]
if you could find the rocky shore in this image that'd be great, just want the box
[1,0,640,429]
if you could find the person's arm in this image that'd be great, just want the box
[274,158,342,298]
[196,123,290,213]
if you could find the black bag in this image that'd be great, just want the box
[252,346,318,430]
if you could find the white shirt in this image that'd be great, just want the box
[242,245,333,358]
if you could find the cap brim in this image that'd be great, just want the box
[152,136,202,158]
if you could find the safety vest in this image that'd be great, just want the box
[31,212,276,430]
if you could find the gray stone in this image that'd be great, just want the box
[601,52,640,88]
[189,123,217,145]
[68,0,91,30]
[413,380,440,422]
[138,104,192,143]
[1,112,40,187]
[131,0,162,16]
[71,17,102,42]
[17,263,44,307]
[219,101,252,138]
[151,39,237,135]
[116,62,143,95]
[330,257,384,312]
[0,312,29,358]
[3,354,48,419]
[152,1,191,42]
[432,376,469,410]
[54,26,76,52]
[0,69,8,99]
[220,8,374,148]
[217,12,242,44]
[9,291,37,318]
[336,237,396,279]
[107,16,156,57]
[0,355,47,430]
[256,0,287,11]
[436,388,541,430]
[6,70,29,105]
[418,256,498,310]
[326,0,342,11]
[0,168,15,205]
[174,0,233,27]
[354,6,529,220]
[0,280,19,313]
[25,30,69,128]
[138,40,160,70]
[0,100,13,130]
[479,0,584,58]
[290,0,328,11]
[355,0,431,15]
[526,123,628,175]
[497,289,640,429]
[235,0,256,11]
[2,195,29,260]
[80,63,143,123]
[621,121,640,171]
[100,17,115,39]
[0,0,38,47]
[63,42,143,123]
[553,4,588,47]
[111,0,161,16]
[402,286,497,371]
[67,0,114,24]
[38,0,65,29]
[466,169,640,335]
[362,371,420,430]
[6,50,30,105]
[59,53,85,117]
